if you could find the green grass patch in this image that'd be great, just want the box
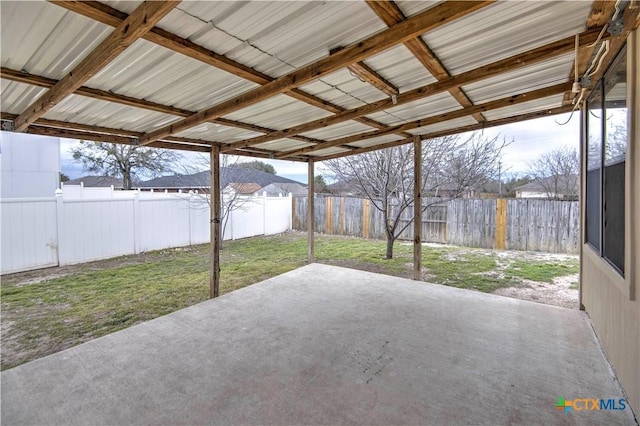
[1,233,578,370]
[505,260,579,283]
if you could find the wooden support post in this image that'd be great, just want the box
[308,160,315,263]
[210,146,221,298]
[413,136,422,280]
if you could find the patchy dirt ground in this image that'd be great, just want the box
[493,274,579,309]
[418,242,580,309]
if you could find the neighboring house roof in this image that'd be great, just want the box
[138,167,306,190]
[259,182,308,197]
[327,180,357,195]
[227,182,262,194]
[515,175,578,194]
[64,175,124,188]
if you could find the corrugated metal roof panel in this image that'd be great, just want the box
[462,53,574,104]
[423,1,591,75]
[409,116,477,136]
[395,1,442,18]
[298,68,388,110]
[300,121,373,140]
[0,80,48,114]
[363,45,438,92]
[0,1,112,79]
[43,95,179,133]
[481,95,566,121]
[253,138,313,152]
[347,134,404,149]
[87,39,259,112]
[171,1,387,76]
[365,92,463,125]
[308,147,349,157]
[223,94,332,130]
[174,123,263,143]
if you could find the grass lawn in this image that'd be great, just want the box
[0,232,578,370]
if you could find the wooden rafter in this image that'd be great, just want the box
[222,28,605,153]
[0,67,325,148]
[1,112,309,160]
[331,47,399,96]
[13,1,179,132]
[366,0,486,123]
[136,0,494,145]
[277,82,572,158]
[316,105,574,161]
[348,62,399,96]
[50,1,412,140]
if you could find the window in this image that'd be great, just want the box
[585,45,627,275]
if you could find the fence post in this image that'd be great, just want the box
[54,189,64,266]
[263,191,267,236]
[325,197,333,234]
[133,191,141,254]
[362,199,370,239]
[188,191,193,246]
[495,198,507,250]
[289,193,293,231]
[340,197,345,235]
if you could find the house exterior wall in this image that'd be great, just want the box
[516,190,548,199]
[581,30,639,414]
[0,132,60,198]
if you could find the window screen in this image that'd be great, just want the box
[584,45,627,276]
[585,83,602,251]
[602,46,627,273]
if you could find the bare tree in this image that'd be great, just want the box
[70,142,181,190]
[325,133,508,259]
[184,155,259,245]
[528,146,579,200]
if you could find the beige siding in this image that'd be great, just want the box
[581,29,640,414]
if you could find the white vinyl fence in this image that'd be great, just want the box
[1,190,292,274]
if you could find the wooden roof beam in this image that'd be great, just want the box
[0,67,325,148]
[315,105,574,161]
[3,112,308,160]
[330,47,399,96]
[136,1,494,146]
[366,0,486,123]
[50,1,412,140]
[348,62,399,96]
[277,82,571,158]
[221,27,605,153]
[13,1,179,132]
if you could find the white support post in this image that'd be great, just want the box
[133,191,141,254]
[54,189,64,266]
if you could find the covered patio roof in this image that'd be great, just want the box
[1,1,638,161]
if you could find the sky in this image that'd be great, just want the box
[60,112,580,184]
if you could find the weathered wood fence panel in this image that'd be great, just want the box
[294,196,579,253]
[447,199,497,249]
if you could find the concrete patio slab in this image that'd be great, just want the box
[1,264,635,425]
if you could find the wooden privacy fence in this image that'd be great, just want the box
[292,196,579,254]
